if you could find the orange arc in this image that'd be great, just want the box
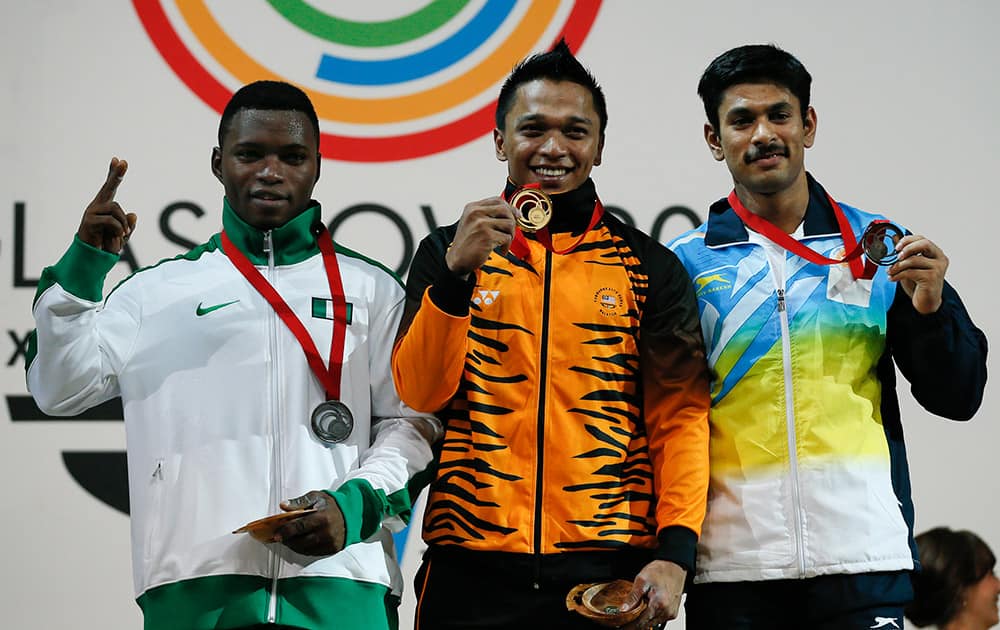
[179,0,559,125]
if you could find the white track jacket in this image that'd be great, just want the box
[27,201,440,630]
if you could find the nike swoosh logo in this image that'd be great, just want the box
[196,300,239,316]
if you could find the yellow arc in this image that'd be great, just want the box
[179,0,558,125]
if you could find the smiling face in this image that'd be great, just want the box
[960,569,1000,628]
[212,108,321,230]
[705,82,816,199]
[493,79,604,194]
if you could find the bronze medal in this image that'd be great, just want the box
[311,400,354,444]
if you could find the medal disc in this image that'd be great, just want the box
[311,400,354,444]
[862,221,904,266]
[510,187,553,232]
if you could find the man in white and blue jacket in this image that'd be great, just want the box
[669,44,987,629]
[26,81,440,630]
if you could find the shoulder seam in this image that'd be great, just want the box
[334,242,403,288]
[107,239,220,299]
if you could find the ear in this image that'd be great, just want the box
[803,106,817,149]
[593,134,605,167]
[493,128,507,162]
[315,152,322,183]
[704,123,725,162]
[211,147,224,183]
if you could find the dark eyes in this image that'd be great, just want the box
[518,126,588,138]
[235,149,262,161]
[233,150,307,164]
[730,112,793,127]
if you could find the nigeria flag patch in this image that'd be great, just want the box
[312,297,353,324]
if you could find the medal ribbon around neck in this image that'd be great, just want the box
[505,183,605,259]
[221,225,347,400]
[727,190,889,281]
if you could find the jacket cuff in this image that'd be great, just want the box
[428,269,475,316]
[653,525,698,572]
[37,236,119,303]
[324,478,416,546]
[889,284,957,338]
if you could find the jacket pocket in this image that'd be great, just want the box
[143,457,165,565]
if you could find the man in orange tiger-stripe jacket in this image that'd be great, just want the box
[391,41,711,630]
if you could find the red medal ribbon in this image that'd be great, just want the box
[727,190,877,280]
[221,225,347,400]
[505,183,605,258]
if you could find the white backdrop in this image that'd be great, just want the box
[2,2,997,628]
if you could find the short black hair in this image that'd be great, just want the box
[906,527,997,627]
[218,80,320,148]
[495,39,607,134]
[697,44,812,131]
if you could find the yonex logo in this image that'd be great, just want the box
[473,290,499,306]
[133,0,602,162]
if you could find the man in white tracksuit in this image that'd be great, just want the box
[26,81,440,630]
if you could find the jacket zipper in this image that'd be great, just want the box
[776,283,806,577]
[263,230,283,623]
[532,250,553,590]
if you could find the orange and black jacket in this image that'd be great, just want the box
[392,179,710,580]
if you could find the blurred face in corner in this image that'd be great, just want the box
[961,567,1000,628]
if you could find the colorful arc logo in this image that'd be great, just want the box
[133,1,602,162]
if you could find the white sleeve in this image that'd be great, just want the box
[328,271,441,540]
[26,238,141,416]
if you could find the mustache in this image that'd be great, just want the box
[744,143,789,164]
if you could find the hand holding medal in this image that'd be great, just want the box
[566,580,646,627]
[886,232,949,314]
[444,196,518,276]
[233,490,347,555]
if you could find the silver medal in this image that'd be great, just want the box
[311,400,354,444]
[862,221,905,266]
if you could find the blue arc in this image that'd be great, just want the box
[314,0,516,86]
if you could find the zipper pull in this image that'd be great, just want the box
[777,288,786,312]
[263,230,273,256]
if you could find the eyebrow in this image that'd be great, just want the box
[230,141,310,150]
[726,101,794,119]
[514,113,594,126]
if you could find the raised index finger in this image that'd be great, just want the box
[93,157,128,204]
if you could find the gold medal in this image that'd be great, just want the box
[509,186,553,232]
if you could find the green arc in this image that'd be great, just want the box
[266,0,470,47]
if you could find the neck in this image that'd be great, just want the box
[733,178,809,234]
